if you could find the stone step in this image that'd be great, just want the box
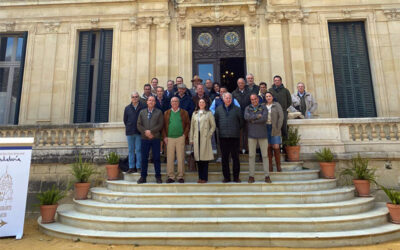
[38,220,400,248]
[90,186,356,204]
[123,169,319,182]
[73,197,375,218]
[56,203,388,233]
[140,161,304,172]
[106,179,337,193]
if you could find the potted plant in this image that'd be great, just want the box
[105,152,120,180]
[315,147,335,179]
[284,127,301,162]
[72,154,95,200]
[340,153,376,197]
[37,185,66,223]
[379,184,400,224]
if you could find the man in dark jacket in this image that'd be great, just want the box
[244,93,271,183]
[137,96,164,184]
[268,75,292,144]
[246,73,259,94]
[175,83,195,118]
[123,91,146,173]
[192,84,211,110]
[164,80,175,101]
[155,86,170,113]
[215,92,243,183]
[232,78,251,154]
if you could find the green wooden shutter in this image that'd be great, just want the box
[74,31,93,123]
[328,22,377,118]
[94,30,113,123]
[14,32,28,124]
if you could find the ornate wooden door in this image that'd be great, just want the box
[192,26,246,85]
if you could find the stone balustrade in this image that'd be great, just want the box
[0,118,399,162]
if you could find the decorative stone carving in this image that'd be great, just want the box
[90,18,100,27]
[43,22,60,33]
[265,11,284,23]
[383,9,400,21]
[137,17,153,29]
[285,11,304,23]
[249,16,259,33]
[3,21,16,32]
[193,6,240,23]
[343,10,351,19]
[129,17,138,30]
[153,16,171,28]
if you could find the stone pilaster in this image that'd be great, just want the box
[154,17,171,85]
[265,12,286,81]
[136,17,152,86]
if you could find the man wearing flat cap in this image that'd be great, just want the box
[190,75,203,96]
[175,83,195,118]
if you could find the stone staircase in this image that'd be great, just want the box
[38,161,400,248]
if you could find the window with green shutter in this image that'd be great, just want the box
[328,22,377,118]
[74,30,113,123]
[0,32,28,125]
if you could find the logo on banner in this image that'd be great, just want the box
[0,167,13,228]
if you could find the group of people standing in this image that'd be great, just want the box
[123,74,317,184]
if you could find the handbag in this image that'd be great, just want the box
[187,144,197,171]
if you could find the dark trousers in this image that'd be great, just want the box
[219,137,240,180]
[141,138,161,178]
[197,161,209,181]
[281,111,288,144]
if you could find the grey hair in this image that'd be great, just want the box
[237,78,245,83]
[297,82,305,87]
[222,92,232,99]
[131,91,139,97]
[170,96,179,103]
[246,73,254,78]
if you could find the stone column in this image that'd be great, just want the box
[154,17,171,85]
[266,12,286,82]
[136,17,152,86]
[287,11,307,91]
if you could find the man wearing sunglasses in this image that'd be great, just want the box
[123,91,146,173]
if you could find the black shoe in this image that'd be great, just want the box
[234,178,241,183]
[156,177,162,184]
[127,168,136,174]
[222,178,231,183]
[178,178,184,183]
[167,178,175,183]
[137,177,146,184]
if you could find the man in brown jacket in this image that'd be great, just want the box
[162,97,190,183]
[137,96,164,184]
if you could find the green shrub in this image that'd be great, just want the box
[315,147,334,162]
[284,127,301,146]
[71,154,95,183]
[37,185,66,206]
[105,152,120,164]
[340,153,376,182]
[379,185,400,205]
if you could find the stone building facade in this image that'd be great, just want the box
[0,0,399,126]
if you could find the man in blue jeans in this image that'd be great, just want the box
[137,96,164,184]
[123,91,146,173]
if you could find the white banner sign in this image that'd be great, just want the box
[0,138,33,239]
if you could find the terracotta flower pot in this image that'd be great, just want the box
[106,164,119,180]
[74,182,91,200]
[353,179,370,197]
[286,145,300,162]
[320,162,336,179]
[40,204,58,224]
[387,203,400,224]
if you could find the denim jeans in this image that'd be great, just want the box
[127,134,142,169]
[141,138,161,178]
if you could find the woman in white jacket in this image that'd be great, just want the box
[190,98,216,183]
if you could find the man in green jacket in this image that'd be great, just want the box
[268,75,292,145]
